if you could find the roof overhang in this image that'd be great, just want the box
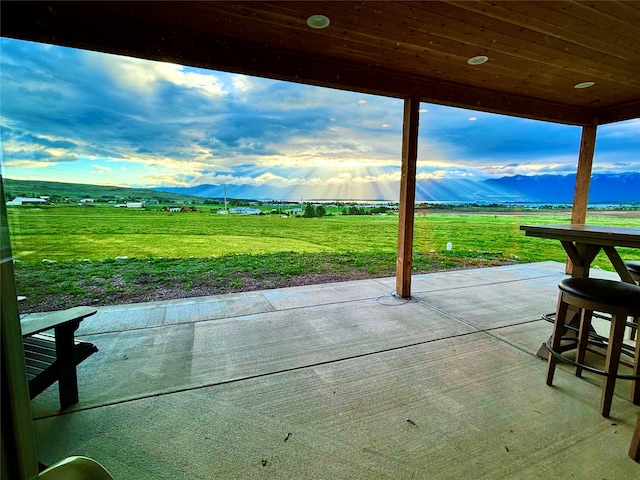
[2,1,640,126]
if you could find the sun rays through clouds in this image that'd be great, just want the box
[1,37,639,201]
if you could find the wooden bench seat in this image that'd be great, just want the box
[21,306,98,409]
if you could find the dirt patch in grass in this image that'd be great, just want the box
[15,252,518,313]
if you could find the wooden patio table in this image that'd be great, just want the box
[520,224,640,282]
[520,223,640,358]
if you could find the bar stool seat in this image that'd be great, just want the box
[626,261,640,281]
[546,277,640,417]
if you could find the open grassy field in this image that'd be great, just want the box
[7,205,640,312]
[8,205,640,262]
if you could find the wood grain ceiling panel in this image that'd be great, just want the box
[1,1,638,125]
[417,2,637,79]
[480,2,635,53]
[541,1,640,42]
[189,1,635,101]
[458,1,637,59]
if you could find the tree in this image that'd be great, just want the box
[316,205,327,217]
[303,203,316,218]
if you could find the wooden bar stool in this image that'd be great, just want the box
[626,261,640,340]
[546,277,640,417]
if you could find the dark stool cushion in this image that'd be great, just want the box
[559,277,640,310]
[626,261,640,276]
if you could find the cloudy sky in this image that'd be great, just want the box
[1,37,639,199]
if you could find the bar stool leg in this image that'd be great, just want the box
[547,292,569,386]
[575,308,593,378]
[632,327,640,405]
[630,412,640,461]
[600,306,628,417]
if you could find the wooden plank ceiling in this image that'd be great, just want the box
[2,1,640,126]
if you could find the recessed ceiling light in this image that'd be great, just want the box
[467,55,489,65]
[574,81,595,89]
[307,14,330,29]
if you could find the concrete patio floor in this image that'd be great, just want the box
[27,261,639,478]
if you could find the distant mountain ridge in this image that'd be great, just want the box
[155,173,640,204]
[485,173,640,203]
[4,173,638,204]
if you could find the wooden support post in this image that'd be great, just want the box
[396,97,420,298]
[567,125,597,274]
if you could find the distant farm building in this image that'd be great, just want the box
[126,202,145,208]
[163,205,195,212]
[229,207,261,215]
[163,206,181,212]
[78,198,95,204]
[6,197,47,206]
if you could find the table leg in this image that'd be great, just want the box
[603,246,636,284]
[539,243,601,360]
[55,321,81,409]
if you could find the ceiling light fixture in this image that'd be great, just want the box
[467,55,489,65]
[574,81,595,89]
[307,14,330,29]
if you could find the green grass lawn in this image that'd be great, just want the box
[8,205,640,264]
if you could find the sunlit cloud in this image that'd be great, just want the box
[140,173,195,187]
[417,171,447,180]
[231,75,253,93]
[599,118,640,138]
[2,160,58,169]
[351,172,402,183]
[88,53,226,99]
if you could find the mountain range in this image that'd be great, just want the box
[155,173,640,204]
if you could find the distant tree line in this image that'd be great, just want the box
[302,203,328,218]
[299,204,392,217]
[341,206,391,215]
